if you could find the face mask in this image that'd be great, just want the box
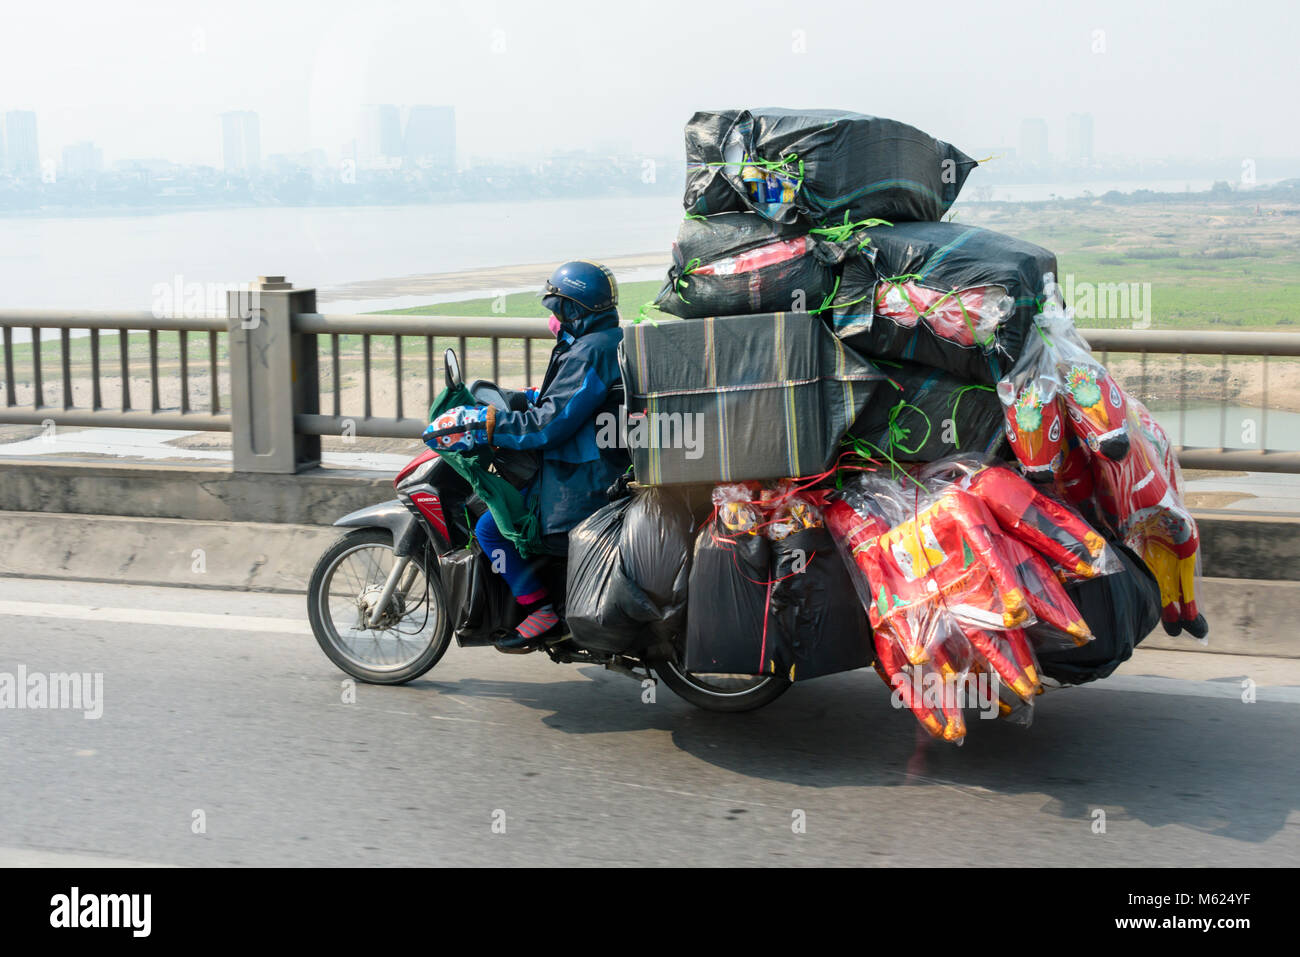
[548,314,563,337]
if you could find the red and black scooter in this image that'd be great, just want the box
[306,348,790,712]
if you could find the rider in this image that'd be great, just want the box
[423,260,629,651]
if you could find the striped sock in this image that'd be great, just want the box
[514,604,559,641]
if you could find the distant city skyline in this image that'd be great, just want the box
[3,1,1296,172]
[6,103,1293,183]
[3,111,40,177]
[220,110,260,172]
[1067,113,1095,163]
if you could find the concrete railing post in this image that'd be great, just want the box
[227,276,321,473]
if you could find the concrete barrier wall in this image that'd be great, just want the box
[0,460,1295,580]
[0,460,392,525]
[0,459,1296,657]
[0,510,338,593]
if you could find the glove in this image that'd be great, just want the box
[605,468,634,502]
[423,405,493,452]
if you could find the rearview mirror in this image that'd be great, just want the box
[444,348,462,392]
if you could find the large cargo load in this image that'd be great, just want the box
[619,311,886,485]
[683,109,976,225]
[564,488,695,654]
[653,212,848,319]
[828,221,1057,384]
[848,360,1004,462]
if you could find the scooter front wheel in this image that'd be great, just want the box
[307,527,452,684]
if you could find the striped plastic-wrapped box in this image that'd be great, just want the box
[618,312,886,485]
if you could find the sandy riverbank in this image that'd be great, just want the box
[316,252,669,304]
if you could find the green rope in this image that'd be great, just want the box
[808,274,841,315]
[673,257,701,304]
[635,302,660,325]
[808,211,893,244]
[886,400,931,456]
[843,435,926,490]
[948,384,996,448]
[830,291,871,311]
[702,152,805,194]
[950,289,991,347]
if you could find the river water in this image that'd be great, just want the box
[0,196,686,311]
[2,179,1278,312]
[6,192,1298,452]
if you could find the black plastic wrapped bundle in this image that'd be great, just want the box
[620,312,887,486]
[654,212,845,319]
[1035,542,1163,684]
[438,546,525,646]
[767,526,874,681]
[848,360,1006,462]
[684,525,774,676]
[565,488,694,654]
[829,221,1057,384]
[683,109,976,225]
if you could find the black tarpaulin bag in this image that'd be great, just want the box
[768,526,874,681]
[439,546,525,646]
[848,360,1005,462]
[619,312,886,486]
[682,108,977,225]
[653,212,845,319]
[1035,542,1162,684]
[684,527,774,675]
[565,488,694,654]
[828,221,1057,384]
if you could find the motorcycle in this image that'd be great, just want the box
[307,348,791,713]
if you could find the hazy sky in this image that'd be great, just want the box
[2,0,1296,167]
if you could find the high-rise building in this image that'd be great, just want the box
[62,141,104,178]
[220,111,261,172]
[403,105,456,169]
[358,104,402,168]
[1066,112,1094,163]
[4,111,40,177]
[1019,118,1049,167]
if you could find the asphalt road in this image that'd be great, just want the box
[1,576,1297,867]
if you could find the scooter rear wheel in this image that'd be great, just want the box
[652,654,791,713]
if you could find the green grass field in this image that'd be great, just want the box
[377,197,1300,331]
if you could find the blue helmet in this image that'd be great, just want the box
[543,260,618,314]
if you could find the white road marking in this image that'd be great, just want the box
[0,599,312,635]
[0,845,173,868]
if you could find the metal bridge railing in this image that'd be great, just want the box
[0,309,230,432]
[291,312,552,441]
[2,276,1299,474]
[1084,329,1300,474]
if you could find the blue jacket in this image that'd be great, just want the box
[490,303,628,535]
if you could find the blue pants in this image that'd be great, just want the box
[474,510,546,604]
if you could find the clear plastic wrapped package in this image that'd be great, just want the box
[996,281,1207,639]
